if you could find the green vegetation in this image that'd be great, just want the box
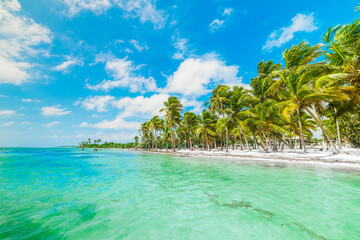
[79,138,136,149]
[138,9,360,153]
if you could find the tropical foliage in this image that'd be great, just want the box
[137,12,360,153]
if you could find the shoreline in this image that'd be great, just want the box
[132,148,360,171]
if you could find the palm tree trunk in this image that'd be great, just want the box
[239,132,243,150]
[188,130,192,149]
[225,127,229,152]
[204,131,210,151]
[155,131,158,150]
[305,106,339,153]
[296,108,306,153]
[334,108,342,150]
[171,125,175,151]
[258,134,266,151]
[238,126,250,151]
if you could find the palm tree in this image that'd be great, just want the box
[134,136,139,146]
[195,110,218,151]
[182,112,198,149]
[153,116,164,150]
[249,60,282,104]
[206,84,231,150]
[268,42,325,152]
[240,100,292,151]
[322,18,360,105]
[140,121,151,150]
[160,97,183,151]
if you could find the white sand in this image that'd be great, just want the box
[138,147,360,170]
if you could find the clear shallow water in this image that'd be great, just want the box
[0,148,359,240]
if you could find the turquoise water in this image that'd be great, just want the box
[0,148,359,239]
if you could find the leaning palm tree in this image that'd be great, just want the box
[160,97,183,151]
[268,42,325,153]
[322,18,360,107]
[240,100,292,151]
[195,110,218,151]
[249,60,282,104]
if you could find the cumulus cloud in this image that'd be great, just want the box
[113,93,169,118]
[86,55,157,93]
[76,95,115,112]
[41,105,71,117]
[62,0,167,29]
[162,53,246,96]
[80,118,141,130]
[179,97,204,114]
[0,0,52,85]
[3,121,14,126]
[53,56,83,72]
[263,13,317,51]
[44,121,60,128]
[78,93,204,132]
[0,110,16,116]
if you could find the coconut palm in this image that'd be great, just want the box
[268,42,328,152]
[160,97,183,151]
[195,110,218,151]
[150,116,164,150]
[182,112,198,149]
[206,85,231,150]
[240,100,292,151]
[249,60,282,104]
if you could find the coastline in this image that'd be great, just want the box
[132,148,360,171]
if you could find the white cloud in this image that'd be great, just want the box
[62,0,167,29]
[0,0,52,85]
[209,19,224,33]
[114,0,167,29]
[0,94,6,97]
[81,118,141,130]
[263,13,317,50]
[162,53,245,96]
[41,105,71,117]
[179,97,204,114]
[62,0,111,16]
[209,7,233,33]
[86,55,157,93]
[222,8,233,16]
[0,110,16,116]
[53,56,83,72]
[3,121,14,126]
[129,39,148,52]
[44,121,60,128]
[21,121,30,124]
[172,36,188,60]
[76,95,115,112]
[21,98,40,103]
[113,93,169,118]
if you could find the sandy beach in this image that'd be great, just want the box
[134,147,360,170]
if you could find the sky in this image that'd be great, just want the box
[0,0,358,147]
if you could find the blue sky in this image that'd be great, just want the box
[0,0,358,147]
